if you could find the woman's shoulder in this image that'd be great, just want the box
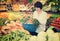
[33,11,38,15]
[33,11,37,13]
[40,11,47,18]
[42,11,47,15]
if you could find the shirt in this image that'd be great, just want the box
[33,11,47,33]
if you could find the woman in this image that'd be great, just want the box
[33,1,47,33]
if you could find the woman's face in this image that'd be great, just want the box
[35,8,41,12]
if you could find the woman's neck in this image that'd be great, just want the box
[37,10,42,14]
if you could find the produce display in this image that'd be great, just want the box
[0,18,31,41]
[29,27,60,41]
[46,14,59,26]
[46,17,54,26]
[46,27,60,41]
[0,20,30,34]
[50,17,60,30]
[8,12,22,20]
[0,0,60,41]
[0,12,32,41]
[12,3,20,11]
[29,17,60,41]
[22,12,33,24]
[43,0,60,13]
[0,12,8,18]
[8,12,33,24]
[0,30,31,41]
[0,5,7,11]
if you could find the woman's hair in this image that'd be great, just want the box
[34,1,42,9]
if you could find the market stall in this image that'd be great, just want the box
[0,0,60,41]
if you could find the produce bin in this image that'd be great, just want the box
[22,24,37,32]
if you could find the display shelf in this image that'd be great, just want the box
[0,2,7,5]
[11,10,33,12]
[0,10,7,12]
[0,11,32,12]
[20,10,32,12]
[46,11,60,14]
[0,3,7,5]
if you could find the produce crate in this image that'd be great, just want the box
[22,24,37,32]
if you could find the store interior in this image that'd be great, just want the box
[0,0,60,41]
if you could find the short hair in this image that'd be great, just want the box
[34,1,42,9]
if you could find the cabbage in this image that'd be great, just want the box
[47,29,60,41]
[37,32,47,41]
[29,36,37,41]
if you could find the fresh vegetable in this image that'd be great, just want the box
[12,3,20,11]
[33,19,40,27]
[29,36,37,41]
[0,20,30,35]
[0,18,9,26]
[0,30,31,41]
[47,27,60,41]
[8,12,22,20]
[46,17,54,26]
[29,26,60,41]
[0,12,8,18]
[50,17,60,30]
[37,32,47,41]
[0,20,30,41]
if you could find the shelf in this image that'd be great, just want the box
[0,4,7,5]
[0,10,7,12]
[20,10,32,12]
[46,11,60,14]
[11,10,32,12]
